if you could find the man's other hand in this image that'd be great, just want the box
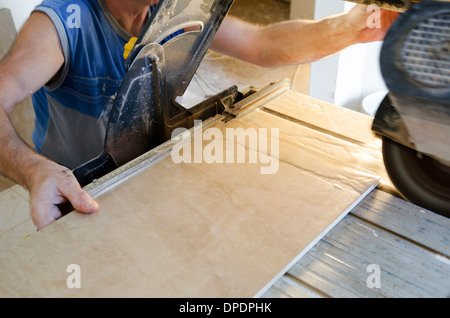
[346,4,399,43]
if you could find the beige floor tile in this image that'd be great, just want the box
[0,186,35,250]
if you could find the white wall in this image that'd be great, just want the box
[334,1,387,112]
[309,0,346,106]
[0,0,42,30]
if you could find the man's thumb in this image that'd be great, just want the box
[62,188,99,214]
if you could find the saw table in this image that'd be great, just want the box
[0,79,448,298]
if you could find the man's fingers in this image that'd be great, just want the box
[56,168,99,214]
[31,200,62,230]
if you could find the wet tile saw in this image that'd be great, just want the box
[71,0,450,217]
[71,0,239,186]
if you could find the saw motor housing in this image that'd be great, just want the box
[367,0,450,216]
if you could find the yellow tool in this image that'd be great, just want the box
[123,37,137,60]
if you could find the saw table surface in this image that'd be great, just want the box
[0,80,449,298]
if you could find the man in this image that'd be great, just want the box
[0,0,397,230]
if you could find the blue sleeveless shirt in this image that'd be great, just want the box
[32,0,178,169]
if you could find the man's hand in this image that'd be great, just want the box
[28,159,99,230]
[345,4,399,43]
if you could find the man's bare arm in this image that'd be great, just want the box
[211,5,398,68]
[0,12,98,229]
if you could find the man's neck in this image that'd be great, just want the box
[104,0,155,36]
